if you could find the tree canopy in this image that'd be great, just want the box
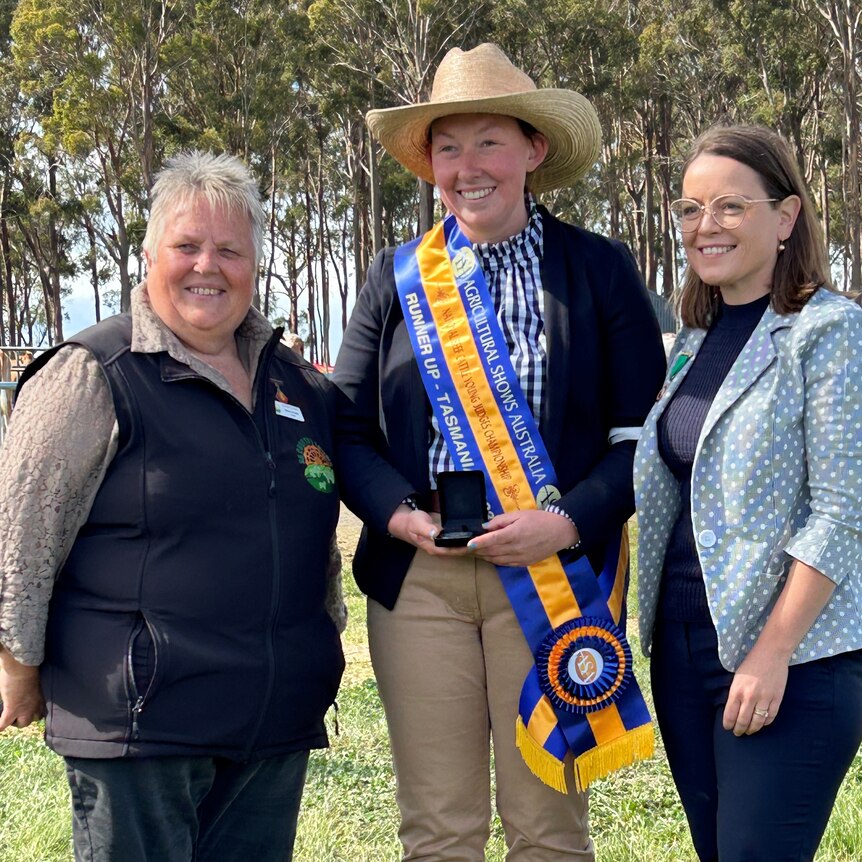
[1,0,859,358]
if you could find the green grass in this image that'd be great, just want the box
[2,521,861,861]
[0,729,71,860]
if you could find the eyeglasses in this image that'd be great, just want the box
[669,194,779,232]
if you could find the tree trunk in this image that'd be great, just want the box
[657,95,675,298]
[368,127,383,260]
[820,159,831,253]
[85,218,102,323]
[419,179,435,235]
[48,162,63,342]
[316,126,330,366]
[836,0,861,291]
[264,146,278,317]
[304,177,317,363]
[352,135,365,308]
[642,109,657,293]
[287,224,300,335]
[340,211,349,331]
[811,0,862,291]
[0,180,14,346]
[118,238,133,314]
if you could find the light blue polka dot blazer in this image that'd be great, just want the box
[634,288,862,671]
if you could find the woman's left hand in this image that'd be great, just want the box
[0,648,45,732]
[467,509,577,568]
[722,560,836,737]
[722,644,789,737]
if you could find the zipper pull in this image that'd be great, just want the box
[131,696,145,738]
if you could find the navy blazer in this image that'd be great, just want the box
[334,207,666,609]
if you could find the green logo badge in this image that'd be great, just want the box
[296,437,335,493]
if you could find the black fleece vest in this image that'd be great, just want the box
[20,315,344,759]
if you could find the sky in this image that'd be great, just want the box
[62,277,353,358]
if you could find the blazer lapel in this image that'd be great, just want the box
[635,328,705,499]
[539,211,574,459]
[397,314,434,490]
[650,329,706,423]
[411,350,431,485]
[699,308,793,444]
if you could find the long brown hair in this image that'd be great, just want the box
[676,125,830,329]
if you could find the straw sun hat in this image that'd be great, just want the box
[366,43,602,194]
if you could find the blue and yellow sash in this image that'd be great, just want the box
[394,215,653,793]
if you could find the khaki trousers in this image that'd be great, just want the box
[368,551,594,862]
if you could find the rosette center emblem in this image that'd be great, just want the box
[536,617,633,714]
[569,647,603,685]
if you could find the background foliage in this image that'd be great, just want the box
[0,0,860,358]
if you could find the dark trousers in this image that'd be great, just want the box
[64,750,309,862]
[651,619,862,862]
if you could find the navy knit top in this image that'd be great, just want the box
[656,293,771,621]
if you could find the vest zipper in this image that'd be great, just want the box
[265,450,276,496]
[126,612,159,743]
[188,342,282,757]
[243,336,283,758]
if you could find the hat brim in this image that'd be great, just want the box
[366,90,601,193]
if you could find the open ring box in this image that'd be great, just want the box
[433,470,487,547]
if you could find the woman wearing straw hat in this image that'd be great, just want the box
[334,44,666,860]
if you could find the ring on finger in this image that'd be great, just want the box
[753,707,769,719]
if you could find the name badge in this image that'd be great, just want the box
[275,401,304,421]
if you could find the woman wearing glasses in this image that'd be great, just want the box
[634,124,862,861]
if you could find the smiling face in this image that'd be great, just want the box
[681,154,800,304]
[144,196,257,352]
[429,113,548,244]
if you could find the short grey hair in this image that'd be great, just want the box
[143,151,265,267]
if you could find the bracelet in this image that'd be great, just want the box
[387,495,419,540]
[544,504,581,551]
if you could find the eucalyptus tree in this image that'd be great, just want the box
[624,0,728,296]
[7,0,75,341]
[489,0,636,231]
[11,0,189,313]
[163,0,298,312]
[6,147,76,344]
[0,0,21,345]
[802,0,861,291]
[2,0,859,356]
[63,162,121,323]
[309,0,489,243]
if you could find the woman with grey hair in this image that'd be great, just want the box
[0,151,344,861]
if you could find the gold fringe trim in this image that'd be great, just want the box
[515,716,568,794]
[573,723,655,792]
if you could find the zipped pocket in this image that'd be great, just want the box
[126,612,160,741]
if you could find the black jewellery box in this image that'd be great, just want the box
[433,470,488,547]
